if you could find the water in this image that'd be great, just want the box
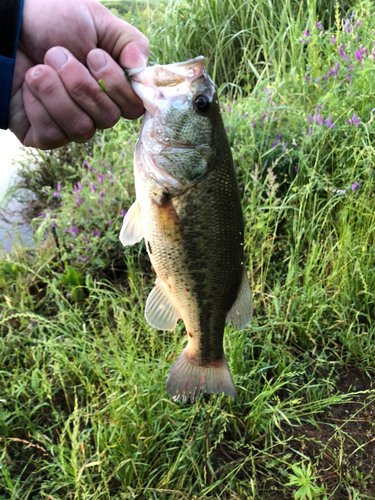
[0,129,34,252]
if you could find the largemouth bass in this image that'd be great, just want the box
[120,57,253,403]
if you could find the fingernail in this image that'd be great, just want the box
[122,42,149,70]
[132,46,148,68]
[48,47,68,71]
[88,50,107,72]
[32,66,43,78]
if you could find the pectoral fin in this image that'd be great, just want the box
[226,265,253,329]
[145,281,181,331]
[119,201,143,246]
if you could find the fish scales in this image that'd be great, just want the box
[120,57,253,403]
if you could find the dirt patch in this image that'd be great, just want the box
[212,369,375,499]
[283,369,375,498]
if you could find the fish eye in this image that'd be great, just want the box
[193,94,211,113]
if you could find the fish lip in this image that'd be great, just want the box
[131,81,158,115]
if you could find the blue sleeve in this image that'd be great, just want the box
[0,0,24,129]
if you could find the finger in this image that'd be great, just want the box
[89,1,149,69]
[45,46,122,128]
[22,81,69,149]
[25,63,96,143]
[87,48,144,120]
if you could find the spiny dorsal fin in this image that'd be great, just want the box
[226,265,253,329]
[119,200,143,246]
[145,281,181,331]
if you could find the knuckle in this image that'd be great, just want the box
[69,115,96,142]
[69,75,92,100]
[36,128,68,150]
[96,106,121,130]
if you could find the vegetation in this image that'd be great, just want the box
[1,0,375,498]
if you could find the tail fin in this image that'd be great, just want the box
[166,349,236,403]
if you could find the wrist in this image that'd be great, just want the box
[0,0,24,129]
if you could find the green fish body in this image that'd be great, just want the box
[121,57,252,403]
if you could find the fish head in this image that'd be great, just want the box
[131,57,222,189]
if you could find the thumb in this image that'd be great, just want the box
[90,1,149,69]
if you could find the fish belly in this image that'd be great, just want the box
[140,162,244,402]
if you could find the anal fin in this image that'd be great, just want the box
[119,200,143,246]
[226,265,253,329]
[145,281,181,331]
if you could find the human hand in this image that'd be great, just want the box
[9,0,149,149]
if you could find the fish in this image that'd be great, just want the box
[120,56,253,403]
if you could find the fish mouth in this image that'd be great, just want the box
[130,57,207,116]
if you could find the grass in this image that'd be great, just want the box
[1,0,375,498]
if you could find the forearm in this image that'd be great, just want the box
[0,0,24,129]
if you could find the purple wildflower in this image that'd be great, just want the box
[315,21,324,30]
[244,112,248,118]
[108,220,112,226]
[83,160,92,170]
[351,181,359,191]
[305,73,310,84]
[41,211,46,218]
[87,247,91,251]
[331,35,335,45]
[272,141,278,147]
[75,196,84,207]
[227,104,232,112]
[27,321,38,329]
[356,19,361,27]
[355,46,364,62]
[57,182,61,192]
[98,173,106,184]
[90,182,96,193]
[113,198,117,203]
[53,192,62,199]
[348,113,361,126]
[100,192,104,198]
[315,110,324,125]
[326,116,335,128]
[121,210,126,217]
